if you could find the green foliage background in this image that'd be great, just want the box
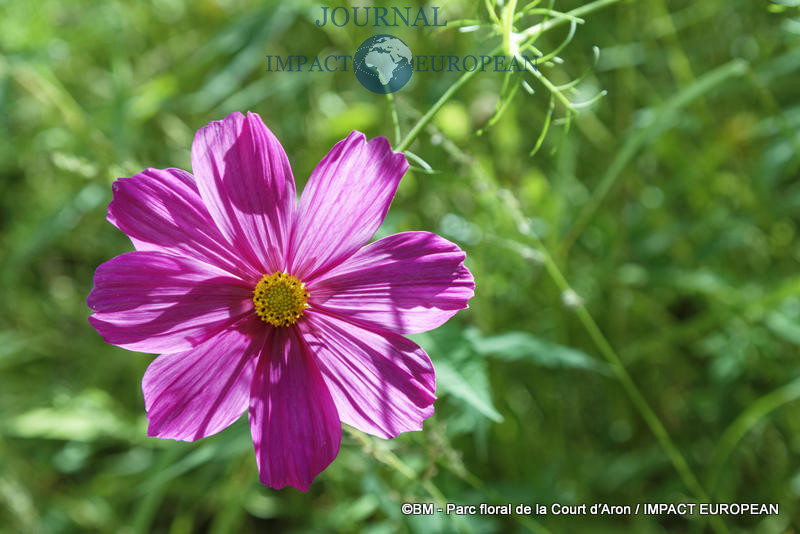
[1,0,799,532]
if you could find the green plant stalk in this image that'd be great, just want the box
[477,70,523,135]
[560,58,748,254]
[516,8,584,24]
[345,427,474,534]
[429,111,726,530]
[529,94,555,156]
[528,233,730,534]
[392,1,734,529]
[502,0,519,56]
[484,0,501,24]
[395,0,626,152]
[395,63,485,152]
[519,0,624,40]
[519,56,575,110]
[386,91,402,146]
[349,425,553,534]
[435,131,728,531]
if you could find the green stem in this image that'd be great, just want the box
[394,0,625,152]
[484,0,501,24]
[502,0,519,56]
[560,58,747,255]
[385,91,402,146]
[519,0,626,40]
[395,63,486,152]
[520,55,575,110]
[423,131,726,532]
[345,428,473,534]
[528,234,729,534]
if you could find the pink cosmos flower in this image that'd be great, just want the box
[87,112,474,491]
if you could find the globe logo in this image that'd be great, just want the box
[353,34,413,94]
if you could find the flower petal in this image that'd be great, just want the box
[191,112,296,274]
[301,311,436,439]
[309,231,475,334]
[289,131,408,280]
[249,327,341,491]
[87,251,253,354]
[143,316,266,441]
[108,167,257,280]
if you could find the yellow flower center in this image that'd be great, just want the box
[252,272,309,327]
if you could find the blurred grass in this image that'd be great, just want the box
[2,0,800,532]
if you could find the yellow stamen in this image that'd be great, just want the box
[252,272,309,327]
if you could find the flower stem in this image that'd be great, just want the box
[345,427,474,534]
[439,130,729,532]
[395,63,486,152]
[394,0,627,153]
[502,0,519,56]
[528,233,730,534]
[385,91,402,146]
